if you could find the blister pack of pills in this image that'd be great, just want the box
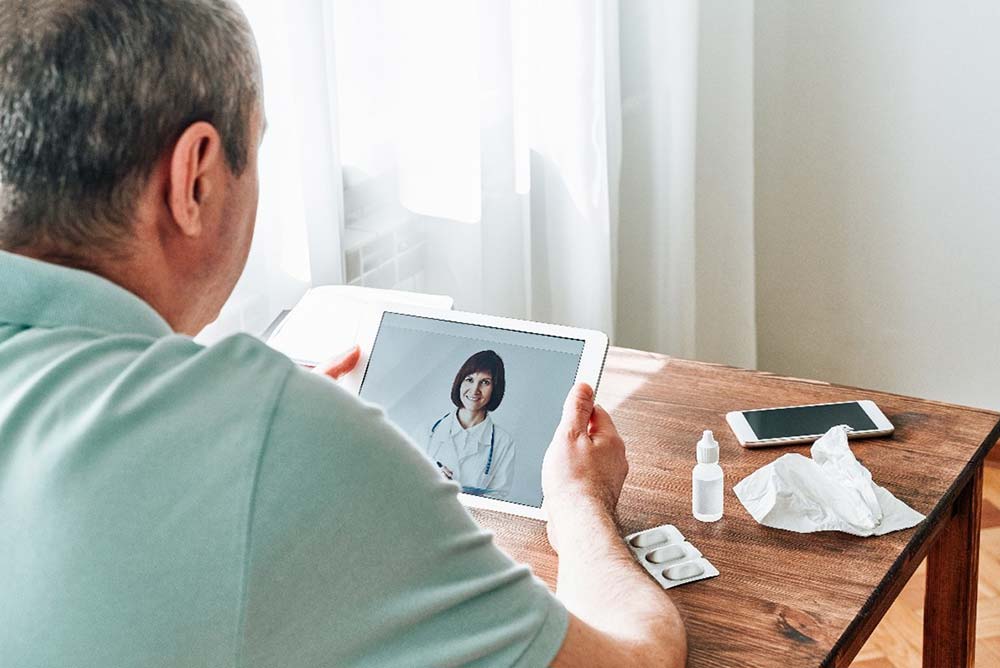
[624,524,720,589]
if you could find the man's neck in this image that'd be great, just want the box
[15,245,110,276]
[11,244,196,334]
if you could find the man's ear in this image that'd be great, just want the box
[167,122,224,237]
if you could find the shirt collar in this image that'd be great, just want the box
[448,411,494,443]
[0,250,173,338]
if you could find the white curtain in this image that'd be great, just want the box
[617,0,756,365]
[204,0,757,369]
[327,0,619,335]
[198,0,345,344]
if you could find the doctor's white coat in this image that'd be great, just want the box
[423,410,515,499]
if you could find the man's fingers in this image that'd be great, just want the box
[560,383,594,437]
[316,345,361,380]
[589,404,616,436]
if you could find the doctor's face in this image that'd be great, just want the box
[460,371,494,413]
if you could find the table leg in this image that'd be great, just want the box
[923,464,983,667]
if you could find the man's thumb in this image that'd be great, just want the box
[560,383,594,436]
[316,345,361,380]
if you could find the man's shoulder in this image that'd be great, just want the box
[157,331,294,373]
[139,332,398,460]
[87,331,297,406]
[0,326,288,417]
[264,352,405,455]
[70,331,302,435]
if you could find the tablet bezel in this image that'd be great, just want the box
[340,304,610,521]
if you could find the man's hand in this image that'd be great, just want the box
[314,345,361,381]
[541,383,628,553]
[543,384,686,668]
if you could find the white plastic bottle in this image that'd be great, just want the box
[692,430,724,522]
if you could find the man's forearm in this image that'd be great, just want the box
[550,498,687,665]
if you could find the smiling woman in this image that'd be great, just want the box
[422,350,517,499]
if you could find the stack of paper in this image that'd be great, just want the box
[266,285,453,366]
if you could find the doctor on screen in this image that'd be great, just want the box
[425,350,516,499]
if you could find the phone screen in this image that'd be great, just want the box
[744,402,878,440]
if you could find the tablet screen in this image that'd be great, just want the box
[359,312,585,509]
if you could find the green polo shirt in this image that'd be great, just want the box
[0,250,567,667]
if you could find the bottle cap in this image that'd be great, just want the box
[697,430,719,464]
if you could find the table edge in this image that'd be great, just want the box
[822,416,1000,666]
[607,347,1000,421]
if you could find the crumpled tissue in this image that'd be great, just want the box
[733,425,924,536]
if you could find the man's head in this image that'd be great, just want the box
[0,0,264,333]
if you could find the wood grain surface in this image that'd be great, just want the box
[469,348,1000,668]
[922,466,982,666]
[850,465,1000,667]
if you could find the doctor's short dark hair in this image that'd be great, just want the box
[0,0,260,252]
[451,350,506,413]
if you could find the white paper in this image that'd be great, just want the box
[733,425,924,536]
[266,285,453,365]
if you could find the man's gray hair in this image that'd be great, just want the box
[0,0,260,252]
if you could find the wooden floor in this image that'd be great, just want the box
[850,463,1000,667]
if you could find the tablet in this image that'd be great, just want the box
[341,305,609,520]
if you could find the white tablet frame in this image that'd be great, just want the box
[340,304,610,520]
[725,400,895,448]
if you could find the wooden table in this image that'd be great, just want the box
[469,348,1000,667]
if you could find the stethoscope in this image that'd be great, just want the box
[430,411,495,476]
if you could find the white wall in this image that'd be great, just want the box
[754,1,1000,410]
[695,0,756,368]
[616,0,756,369]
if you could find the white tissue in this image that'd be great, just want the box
[733,425,924,536]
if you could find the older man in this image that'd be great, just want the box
[0,1,685,666]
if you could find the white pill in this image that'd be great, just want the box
[629,528,673,548]
[645,545,686,564]
[665,561,705,581]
